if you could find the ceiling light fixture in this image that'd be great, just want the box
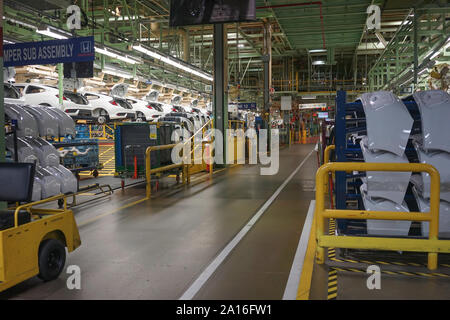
[36,26,72,39]
[95,46,142,65]
[102,65,133,79]
[309,49,327,53]
[133,44,213,82]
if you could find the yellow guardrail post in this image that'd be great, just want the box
[146,147,152,199]
[323,145,335,194]
[324,145,335,165]
[315,162,445,270]
[144,119,214,199]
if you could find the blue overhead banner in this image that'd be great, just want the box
[238,102,257,110]
[3,36,95,67]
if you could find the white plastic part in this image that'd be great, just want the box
[45,107,76,137]
[32,177,42,202]
[413,90,450,153]
[171,95,182,105]
[46,165,77,194]
[413,187,450,238]
[360,137,411,204]
[360,91,413,156]
[22,137,60,167]
[22,105,59,137]
[36,167,61,198]
[413,142,450,202]
[360,184,412,236]
[110,83,129,98]
[145,90,160,102]
[6,136,39,164]
[4,104,39,137]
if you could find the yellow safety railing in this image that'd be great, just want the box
[323,145,335,193]
[145,119,215,199]
[13,194,68,227]
[324,145,335,165]
[89,124,115,140]
[188,119,214,175]
[145,144,188,199]
[315,162,450,270]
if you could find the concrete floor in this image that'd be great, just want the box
[0,144,317,300]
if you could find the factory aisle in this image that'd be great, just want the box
[0,144,317,300]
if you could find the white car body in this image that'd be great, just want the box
[4,83,25,104]
[81,91,136,123]
[159,103,176,115]
[14,83,94,119]
[126,97,164,122]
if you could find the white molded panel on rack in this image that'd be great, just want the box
[22,105,59,138]
[22,137,60,167]
[4,104,39,138]
[35,167,61,199]
[360,137,411,204]
[32,177,42,202]
[413,142,450,202]
[45,107,76,137]
[360,91,413,156]
[413,187,450,238]
[361,184,411,236]
[46,165,77,194]
[413,90,450,153]
[6,136,39,164]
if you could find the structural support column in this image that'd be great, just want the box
[0,1,5,210]
[58,64,64,107]
[0,1,4,163]
[413,7,419,89]
[213,23,228,166]
[262,19,272,112]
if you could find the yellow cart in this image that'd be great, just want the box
[0,163,81,292]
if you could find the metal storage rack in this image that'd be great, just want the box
[114,122,180,178]
[334,90,422,234]
[53,139,102,180]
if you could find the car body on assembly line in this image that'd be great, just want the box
[13,83,95,120]
[126,97,164,122]
[4,82,25,104]
[81,91,136,124]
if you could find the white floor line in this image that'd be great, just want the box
[282,200,315,300]
[179,149,315,300]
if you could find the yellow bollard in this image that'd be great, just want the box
[302,130,307,144]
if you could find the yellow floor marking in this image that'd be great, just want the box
[99,146,114,157]
[78,197,147,227]
[296,214,317,300]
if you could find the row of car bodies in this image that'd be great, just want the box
[4,82,210,126]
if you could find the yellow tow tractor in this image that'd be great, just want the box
[0,163,81,293]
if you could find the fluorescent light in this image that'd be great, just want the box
[132,44,213,82]
[3,16,37,30]
[37,26,71,39]
[102,65,133,79]
[400,77,413,87]
[430,51,441,60]
[133,44,163,60]
[95,46,141,65]
[309,49,327,53]
[418,68,428,76]
[312,60,326,65]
